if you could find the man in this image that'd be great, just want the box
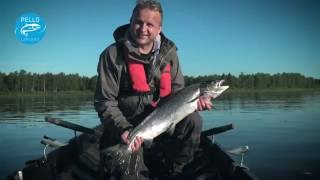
[94,0,212,179]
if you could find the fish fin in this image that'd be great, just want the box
[100,144,133,175]
[167,123,176,136]
[188,95,200,103]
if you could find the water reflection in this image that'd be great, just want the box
[1,91,319,123]
[0,94,95,126]
[0,91,320,180]
[206,91,320,180]
[0,94,93,112]
[216,91,320,112]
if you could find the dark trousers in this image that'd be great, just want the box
[154,112,203,175]
[100,112,203,180]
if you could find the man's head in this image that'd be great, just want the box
[129,0,163,49]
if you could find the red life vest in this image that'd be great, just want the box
[126,55,172,106]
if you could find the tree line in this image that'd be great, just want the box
[0,70,319,93]
[0,70,96,93]
[185,72,320,89]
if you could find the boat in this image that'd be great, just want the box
[7,117,259,180]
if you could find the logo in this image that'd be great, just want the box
[14,12,46,44]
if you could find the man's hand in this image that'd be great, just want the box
[197,96,213,111]
[121,130,143,152]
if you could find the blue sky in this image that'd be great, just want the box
[1,0,320,78]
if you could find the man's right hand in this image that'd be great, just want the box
[121,130,143,152]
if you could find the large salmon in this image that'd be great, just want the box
[102,80,229,174]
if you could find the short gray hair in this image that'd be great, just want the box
[132,0,163,24]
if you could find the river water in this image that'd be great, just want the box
[0,91,320,180]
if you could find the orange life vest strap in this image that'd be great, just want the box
[127,59,151,92]
[126,51,172,107]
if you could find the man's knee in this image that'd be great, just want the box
[174,112,203,138]
[183,112,203,132]
[188,112,203,133]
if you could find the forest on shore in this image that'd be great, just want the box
[0,70,319,93]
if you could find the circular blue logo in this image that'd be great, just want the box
[14,12,46,44]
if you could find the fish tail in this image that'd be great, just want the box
[101,144,134,175]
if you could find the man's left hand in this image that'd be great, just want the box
[197,96,213,111]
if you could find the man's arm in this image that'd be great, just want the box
[94,46,132,135]
[169,47,185,94]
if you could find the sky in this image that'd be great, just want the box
[1,0,320,78]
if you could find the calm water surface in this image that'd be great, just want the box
[1,91,320,180]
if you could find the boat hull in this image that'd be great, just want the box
[7,125,258,180]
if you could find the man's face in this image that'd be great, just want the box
[130,8,162,47]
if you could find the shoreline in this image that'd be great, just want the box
[226,88,320,93]
[0,91,94,97]
[1,88,319,97]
